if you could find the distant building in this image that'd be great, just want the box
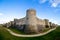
[4,9,57,34]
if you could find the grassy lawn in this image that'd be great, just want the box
[9,27,26,34]
[0,26,60,40]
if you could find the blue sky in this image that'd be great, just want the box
[0,0,60,25]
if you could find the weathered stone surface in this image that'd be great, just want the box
[5,9,57,34]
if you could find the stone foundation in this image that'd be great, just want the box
[24,25,39,34]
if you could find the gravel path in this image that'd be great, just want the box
[5,27,56,37]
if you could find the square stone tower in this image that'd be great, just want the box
[44,19,50,28]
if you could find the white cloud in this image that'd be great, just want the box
[39,0,47,3]
[51,3,58,7]
[49,18,60,25]
[49,19,58,24]
[0,17,14,24]
[38,0,60,7]
[50,0,60,7]
[0,13,3,16]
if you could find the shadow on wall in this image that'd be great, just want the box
[37,25,45,32]
[45,25,49,28]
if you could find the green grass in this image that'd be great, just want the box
[43,28,50,32]
[0,26,60,40]
[9,27,26,34]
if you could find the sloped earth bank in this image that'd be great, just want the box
[0,26,60,40]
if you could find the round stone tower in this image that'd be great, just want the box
[24,9,38,34]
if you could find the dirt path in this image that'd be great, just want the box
[5,27,56,37]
